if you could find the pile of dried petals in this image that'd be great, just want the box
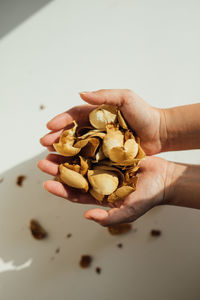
[53,105,145,203]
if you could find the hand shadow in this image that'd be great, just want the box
[0,152,200,300]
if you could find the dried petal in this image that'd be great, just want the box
[93,146,105,162]
[80,138,100,158]
[102,128,124,158]
[89,105,118,130]
[79,156,89,176]
[109,139,138,165]
[89,188,105,202]
[53,122,81,156]
[59,165,88,191]
[96,165,124,186]
[88,168,119,195]
[117,110,128,129]
[107,186,135,202]
[77,130,105,140]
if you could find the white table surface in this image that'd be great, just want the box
[0,0,200,299]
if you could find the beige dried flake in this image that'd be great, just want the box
[53,105,145,203]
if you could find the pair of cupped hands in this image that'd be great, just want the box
[38,89,170,226]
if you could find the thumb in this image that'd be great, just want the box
[79,89,133,107]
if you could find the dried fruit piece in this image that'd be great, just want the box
[95,267,101,274]
[40,104,45,110]
[55,247,60,254]
[151,229,161,237]
[89,105,118,130]
[79,255,92,268]
[59,165,88,191]
[108,223,132,235]
[30,219,47,240]
[16,175,26,187]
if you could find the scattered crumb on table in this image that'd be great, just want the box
[67,233,72,238]
[16,175,26,187]
[40,105,45,110]
[0,177,3,183]
[117,243,123,248]
[30,219,47,240]
[95,267,101,274]
[55,247,60,254]
[108,223,132,235]
[151,229,161,237]
[79,255,92,268]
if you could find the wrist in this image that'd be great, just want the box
[162,160,184,205]
[158,108,169,153]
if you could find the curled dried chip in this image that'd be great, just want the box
[89,105,118,130]
[88,167,119,195]
[59,164,88,191]
[53,121,81,157]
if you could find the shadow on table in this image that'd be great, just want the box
[0,0,53,39]
[0,151,200,300]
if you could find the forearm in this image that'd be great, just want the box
[165,161,200,209]
[160,103,200,152]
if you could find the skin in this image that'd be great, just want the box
[38,89,200,226]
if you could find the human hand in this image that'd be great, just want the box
[38,155,170,226]
[40,89,166,155]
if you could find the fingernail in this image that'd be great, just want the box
[79,91,92,95]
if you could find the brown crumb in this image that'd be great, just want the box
[0,177,3,183]
[117,243,123,248]
[55,247,60,254]
[67,233,72,238]
[79,255,92,268]
[151,229,161,237]
[108,223,132,235]
[16,175,26,187]
[40,104,45,110]
[95,267,101,274]
[30,219,47,240]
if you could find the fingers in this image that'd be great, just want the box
[40,129,63,147]
[37,154,67,176]
[84,204,137,226]
[47,104,96,131]
[79,89,134,107]
[47,146,55,152]
[37,159,59,176]
[43,180,98,205]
